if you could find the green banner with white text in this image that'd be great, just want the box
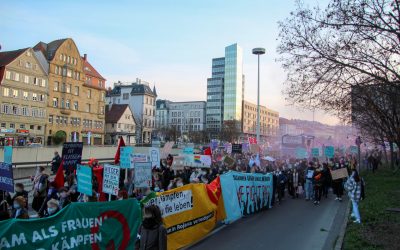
[0,199,142,250]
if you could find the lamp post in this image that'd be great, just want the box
[252,47,266,144]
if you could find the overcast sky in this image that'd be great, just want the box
[0,0,338,125]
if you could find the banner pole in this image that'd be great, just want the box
[108,194,112,202]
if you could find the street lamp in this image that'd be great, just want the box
[252,47,266,144]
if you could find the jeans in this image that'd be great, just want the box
[305,179,314,200]
[351,199,361,222]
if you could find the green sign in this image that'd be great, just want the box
[350,145,358,154]
[295,147,308,159]
[0,199,141,249]
[311,148,320,157]
[324,146,335,158]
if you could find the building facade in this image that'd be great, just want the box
[34,38,106,145]
[155,99,171,129]
[242,100,279,140]
[168,101,206,134]
[206,44,244,135]
[105,104,136,145]
[0,48,48,146]
[106,79,157,143]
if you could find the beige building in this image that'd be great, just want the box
[242,100,279,139]
[105,104,136,145]
[33,38,106,145]
[0,48,48,146]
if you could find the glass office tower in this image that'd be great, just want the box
[223,44,243,122]
[206,57,225,132]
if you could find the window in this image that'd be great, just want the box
[9,123,15,128]
[20,124,25,129]
[3,87,10,97]
[67,69,72,77]
[66,99,70,109]
[33,77,38,85]
[63,54,66,62]
[37,126,42,130]
[12,106,18,115]
[123,93,129,100]
[75,86,79,95]
[67,56,70,63]
[56,116,60,124]
[55,66,59,75]
[31,108,38,117]
[25,62,32,69]
[32,93,37,101]
[12,89,18,98]
[87,89,91,99]
[100,106,104,114]
[86,103,91,112]
[59,54,63,61]
[22,106,29,116]
[15,73,20,81]
[67,84,71,93]
[5,71,11,80]
[101,92,105,101]
[61,83,66,92]
[62,68,67,76]
[1,104,10,114]
[24,75,29,83]
[73,101,78,110]
[53,97,58,107]
[40,79,46,87]
[39,94,45,102]
[49,115,53,123]
[39,109,45,118]
[0,123,5,128]
[61,98,65,108]
[54,82,59,91]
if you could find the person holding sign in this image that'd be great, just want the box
[332,163,345,202]
[304,162,316,201]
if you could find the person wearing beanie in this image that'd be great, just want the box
[12,196,29,219]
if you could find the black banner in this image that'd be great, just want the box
[232,144,242,154]
[61,142,83,168]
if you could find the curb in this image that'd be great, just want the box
[334,200,351,250]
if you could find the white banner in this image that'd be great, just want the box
[145,190,193,217]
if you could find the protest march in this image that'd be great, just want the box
[0,138,370,250]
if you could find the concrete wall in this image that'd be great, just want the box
[0,146,181,179]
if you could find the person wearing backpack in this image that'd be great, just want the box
[136,205,167,250]
[345,169,362,223]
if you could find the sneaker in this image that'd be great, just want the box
[335,197,339,201]
[353,220,361,224]
[313,201,317,205]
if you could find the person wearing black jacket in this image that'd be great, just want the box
[135,205,167,250]
[50,151,61,174]
[321,163,331,198]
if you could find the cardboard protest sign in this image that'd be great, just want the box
[61,142,83,169]
[131,154,147,163]
[4,146,12,164]
[134,162,152,188]
[0,162,14,192]
[161,142,174,159]
[324,146,335,158]
[330,168,349,180]
[149,147,160,168]
[232,144,242,154]
[76,164,92,195]
[223,156,235,166]
[102,164,120,195]
[0,199,141,250]
[250,144,260,154]
[120,146,134,168]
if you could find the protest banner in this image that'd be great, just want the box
[330,168,349,180]
[232,143,242,154]
[171,155,185,170]
[102,164,120,196]
[61,142,83,169]
[143,184,223,250]
[134,162,152,188]
[183,147,194,154]
[0,199,141,250]
[324,146,335,158]
[4,146,12,164]
[200,155,212,167]
[76,165,92,196]
[311,148,320,157]
[161,142,174,159]
[131,154,147,163]
[120,146,134,168]
[220,172,273,223]
[295,147,308,159]
[149,147,160,168]
[0,162,14,192]
[250,144,260,154]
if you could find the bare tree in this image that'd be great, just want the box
[221,120,241,142]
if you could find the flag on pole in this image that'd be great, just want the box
[114,137,126,164]
[53,161,65,189]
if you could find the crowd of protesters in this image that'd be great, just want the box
[0,147,367,226]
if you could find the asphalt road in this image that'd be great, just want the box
[189,194,348,250]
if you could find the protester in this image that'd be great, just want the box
[331,163,344,202]
[12,196,29,219]
[58,187,71,209]
[44,199,60,217]
[345,169,362,223]
[12,183,29,209]
[0,191,11,212]
[313,167,324,205]
[321,163,331,198]
[135,205,167,250]
[304,163,315,201]
[50,151,62,174]
[32,166,49,212]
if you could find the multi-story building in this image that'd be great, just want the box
[0,48,48,146]
[206,44,244,135]
[155,99,171,129]
[105,104,136,145]
[168,101,206,134]
[33,38,106,145]
[242,100,279,141]
[106,79,157,143]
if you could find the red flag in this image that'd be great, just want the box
[114,137,126,164]
[53,161,65,189]
[248,137,257,144]
[206,176,226,221]
[93,166,106,201]
[204,147,212,156]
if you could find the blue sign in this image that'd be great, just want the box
[0,162,14,192]
[311,148,320,157]
[295,147,308,159]
[76,164,92,195]
[120,146,134,168]
[210,140,219,150]
[183,147,194,154]
[324,146,335,158]
[4,146,12,164]
[220,172,273,223]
